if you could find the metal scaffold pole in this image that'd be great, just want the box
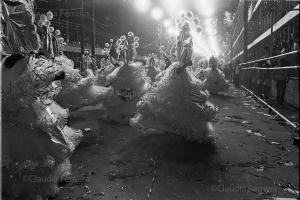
[91,0,95,56]
[243,0,248,63]
[80,0,84,55]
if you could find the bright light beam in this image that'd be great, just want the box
[206,26,217,35]
[163,19,171,27]
[166,26,178,36]
[202,7,214,16]
[151,7,164,20]
[193,0,214,16]
[162,0,183,16]
[208,35,220,56]
[204,18,213,27]
[191,30,210,58]
[134,0,150,13]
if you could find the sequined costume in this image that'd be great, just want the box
[203,67,230,94]
[103,61,151,123]
[2,56,83,199]
[101,32,151,123]
[53,55,108,110]
[1,1,82,198]
[201,57,230,94]
[130,21,218,142]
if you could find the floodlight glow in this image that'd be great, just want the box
[191,30,210,58]
[151,8,164,20]
[167,26,178,36]
[163,0,183,15]
[163,19,171,27]
[202,7,214,16]
[209,36,220,56]
[194,0,214,16]
[204,18,213,27]
[206,26,216,35]
[134,0,150,13]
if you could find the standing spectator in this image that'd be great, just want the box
[233,60,240,88]
[261,47,271,101]
[291,35,299,65]
[274,58,290,105]
[224,64,229,80]
[91,56,98,76]
[228,62,234,83]
[81,51,92,77]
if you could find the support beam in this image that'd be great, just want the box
[80,0,84,55]
[90,0,95,56]
[243,0,248,63]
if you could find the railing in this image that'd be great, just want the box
[240,50,300,66]
[229,2,299,63]
[63,44,104,55]
[239,50,299,131]
[241,85,299,132]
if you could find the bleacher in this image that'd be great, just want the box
[226,0,299,109]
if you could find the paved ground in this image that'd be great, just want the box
[55,88,299,200]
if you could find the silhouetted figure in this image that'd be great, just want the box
[233,60,240,88]
[274,58,290,105]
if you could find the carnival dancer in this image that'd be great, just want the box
[203,56,230,94]
[130,13,218,142]
[96,43,119,85]
[81,51,94,77]
[1,3,82,199]
[2,54,83,199]
[102,32,151,123]
[160,46,172,70]
[146,54,161,83]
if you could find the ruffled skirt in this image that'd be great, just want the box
[130,62,218,142]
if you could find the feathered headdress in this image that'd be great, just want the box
[112,31,140,63]
[175,10,202,34]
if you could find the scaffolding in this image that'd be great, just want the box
[226,0,299,131]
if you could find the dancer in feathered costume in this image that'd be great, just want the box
[2,55,83,199]
[196,59,209,81]
[102,32,151,123]
[130,11,218,142]
[203,56,230,94]
[1,0,40,55]
[96,42,118,86]
[145,53,161,83]
[46,27,106,109]
[1,3,82,199]
[53,52,109,110]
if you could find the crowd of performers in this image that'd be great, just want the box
[1,1,231,199]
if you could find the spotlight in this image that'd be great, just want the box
[209,36,220,56]
[134,0,150,13]
[205,18,213,27]
[206,26,216,35]
[162,0,183,15]
[167,27,178,36]
[193,0,214,16]
[202,7,214,16]
[151,8,163,20]
[163,19,171,27]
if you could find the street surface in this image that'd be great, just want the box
[55,88,299,200]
